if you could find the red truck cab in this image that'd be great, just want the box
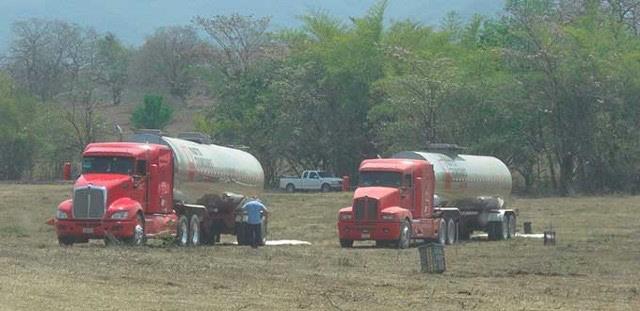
[55,143,176,246]
[337,159,441,248]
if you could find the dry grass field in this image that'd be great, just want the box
[1,184,639,310]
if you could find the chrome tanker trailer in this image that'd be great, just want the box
[393,148,514,241]
[54,131,265,246]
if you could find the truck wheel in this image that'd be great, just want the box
[286,184,295,193]
[176,215,189,246]
[508,214,516,239]
[500,216,509,240]
[125,214,146,246]
[339,239,353,248]
[189,214,201,246]
[58,237,74,246]
[259,221,267,246]
[321,183,331,193]
[396,220,411,249]
[437,218,447,245]
[446,218,456,245]
[236,222,247,245]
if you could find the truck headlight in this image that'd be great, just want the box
[340,214,353,221]
[111,211,129,220]
[381,214,395,221]
[56,210,68,219]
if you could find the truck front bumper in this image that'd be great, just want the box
[337,221,402,241]
[56,219,137,240]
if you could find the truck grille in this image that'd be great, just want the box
[73,186,106,219]
[353,198,378,221]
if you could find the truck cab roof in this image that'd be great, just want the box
[83,142,169,158]
[359,159,424,173]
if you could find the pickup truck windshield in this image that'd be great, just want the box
[359,171,402,187]
[82,156,134,175]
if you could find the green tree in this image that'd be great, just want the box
[0,72,38,180]
[131,95,173,130]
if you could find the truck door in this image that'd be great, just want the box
[400,173,414,210]
[133,159,148,210]
[306,171,321,190]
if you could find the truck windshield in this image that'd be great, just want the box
[359,171,402,187]
[82,157,134,175]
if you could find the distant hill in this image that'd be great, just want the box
[0,0,505,52]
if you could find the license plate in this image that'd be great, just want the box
[82,227,94,234]
[361,233,370,239]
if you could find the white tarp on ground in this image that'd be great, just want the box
[226,240,312,246]
[265,240,312,246]
[471,233,545,239]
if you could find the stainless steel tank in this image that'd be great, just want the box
[130,133,264,203]
[393,151,512,209]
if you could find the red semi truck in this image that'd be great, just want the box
[337,146,515,248]
[54,132,266,246]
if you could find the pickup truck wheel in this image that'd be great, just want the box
[321,183,331,193]
[437,218,447,245]
[396,220,411,249]
[176,215,189,246]
[285,184,295,193]
[189,214,201,246]
[125,214,146,246]
[58,237,74,246]
[446,218,457,245]
[340,239,353,248]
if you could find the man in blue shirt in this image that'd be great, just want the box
[242,197,268,248]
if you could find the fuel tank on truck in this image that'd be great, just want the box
[129,132,264,204]
[393,150,511,210]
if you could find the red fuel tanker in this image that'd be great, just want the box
[54,131,265,246]
[337,146,514,248]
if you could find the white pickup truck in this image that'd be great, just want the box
[279,170,343,193]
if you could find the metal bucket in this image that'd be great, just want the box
[418,243,446,273]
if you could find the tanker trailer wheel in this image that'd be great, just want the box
[446,218,457,245]
[396,220,411,249]
[339,239,353,248]
[189,214,201,246]
[125,214,146,246]
[321,183,331,193]
[437,218,447,245]
[507,214,516,239]
[499,216,509,240]
[58,237,74,247]
[286,184,295,193]
[176,215,189,246]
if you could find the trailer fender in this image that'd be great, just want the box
[487,210,507,223]
[107,197,143,220]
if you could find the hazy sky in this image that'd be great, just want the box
[0,0,504,53]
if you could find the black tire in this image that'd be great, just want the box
[396,220,411,249]
[446,218,457,245]
[340,239,354,248]
[189,214,201,246]
[321,183,331,193]
[375,240,388,248]
[258,221,267,246]
[236,222,248,245]
[176,215,189,246]
[285,184,295,193]
[125,214,145,246]
[58,236,74,246]
[500,216,509,240]
[507,214,516,239]
[437,218,447,245]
